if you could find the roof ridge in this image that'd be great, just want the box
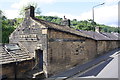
[32,17,65,27]
[32,17,92,39]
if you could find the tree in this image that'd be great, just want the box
[0,10,16,43]
[0,10,3,18]
[35,8,41,16]
[0,10,7,20]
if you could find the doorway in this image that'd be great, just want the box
[35,49,43,70]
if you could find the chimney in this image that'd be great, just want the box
[25,6,35,18]
[61,16,71,27]
[64,16,67,20]
[95,26,100,33]
[67,19,70,27]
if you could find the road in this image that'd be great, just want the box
[67,52,119,79]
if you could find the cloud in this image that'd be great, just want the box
[44,12,80,20]
[105,0,119,3]
[11,0,55,9]
[85,0,119,27]
[79,4,118,27]
[7,0,56,19]
[10,0,119,10]
[8,0,118,27]
[4,10,20,19]
[44,4,118,27]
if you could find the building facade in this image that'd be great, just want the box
[1,6,119,78]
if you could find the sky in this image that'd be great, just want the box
[0,0,119,27]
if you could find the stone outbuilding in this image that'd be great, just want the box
[0,43,34,79]
[1,6,120,78]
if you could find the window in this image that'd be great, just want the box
[4,44,20,51]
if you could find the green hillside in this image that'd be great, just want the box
[36,16,119,33]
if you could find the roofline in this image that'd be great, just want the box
[31,17,94,40]
[32,17,66,27]
[1,58,33,65]
[47,27,95,40]
[31,17,120,41]
[96,40,120,41]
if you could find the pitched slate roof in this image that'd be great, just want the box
[100,33,119,40]
[0,44,32,65]
[32,18,92,39]
[77,30,119,40]
[77,30,111,40]
[32,18,119,41]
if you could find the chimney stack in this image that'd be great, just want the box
[95,26,100,33]
[25,6,35,18]
[64,16,67,20]
[61,16,71,27]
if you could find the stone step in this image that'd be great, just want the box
[24,67,43,78]
[33,71,44,78]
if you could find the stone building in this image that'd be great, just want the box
[1,6,120,78]
[0,43,34,79]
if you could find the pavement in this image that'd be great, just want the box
[73,52,119,78]
[97,54,118,78]
[47,48,120,80]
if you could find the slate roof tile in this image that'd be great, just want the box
[32,18,120,41]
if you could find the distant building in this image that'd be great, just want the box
[1,6,120,79]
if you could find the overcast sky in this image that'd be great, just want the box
[0,0,119,27]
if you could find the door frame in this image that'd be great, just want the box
[35,49,43,70]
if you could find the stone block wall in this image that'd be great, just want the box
[1,59,35,78]
[9,18,43,54]
[9,16,120,78]
[47,29,97,76]
[97,41,119,55]
[9,18,48,77]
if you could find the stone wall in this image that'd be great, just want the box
[9,18,42,54]
[97,41,119,55]
[47,29,97,76]
[1,59,35,78]
[9,18,48,77]
[9,17,120,78]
